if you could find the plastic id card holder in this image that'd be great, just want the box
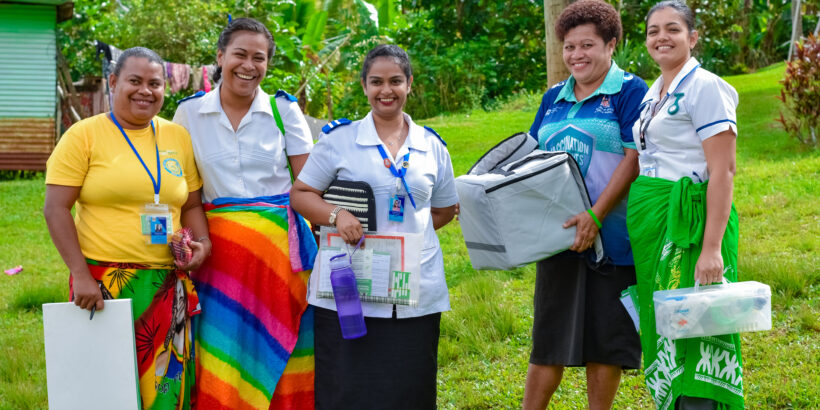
[141,203,172,245]
[388,195,405,222]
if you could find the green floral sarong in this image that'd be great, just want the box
[627,175,744,409]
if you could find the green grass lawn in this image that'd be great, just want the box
[1,64,818,408]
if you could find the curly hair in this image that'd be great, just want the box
[555,0,622,44]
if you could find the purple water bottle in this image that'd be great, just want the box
[329,237,367,339]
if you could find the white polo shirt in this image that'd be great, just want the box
[298,111,460,319]
[173,86,314,202]
[633,57,738,182]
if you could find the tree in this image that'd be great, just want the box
[544,0,571,86]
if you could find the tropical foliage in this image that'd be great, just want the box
[58,0,818,121]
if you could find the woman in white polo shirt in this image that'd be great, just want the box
[173,18,313,202]
[172,18,316,409]
[627,1,744,408]
[290,44,458,409]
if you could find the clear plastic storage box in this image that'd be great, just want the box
[653,281,772,340]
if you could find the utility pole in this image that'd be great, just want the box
[788,0,803,60]
[544,0,572,87]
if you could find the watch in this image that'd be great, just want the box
[328,206,343,225]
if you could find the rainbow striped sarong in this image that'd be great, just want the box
[192,196,317,409]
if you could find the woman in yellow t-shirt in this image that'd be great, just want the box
[44,47,210,410]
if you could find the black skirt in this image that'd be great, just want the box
[314,306,441,410]
[529,252,641,369]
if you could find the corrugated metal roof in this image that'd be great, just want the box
[0,3,57,118]
[0,118,54,170]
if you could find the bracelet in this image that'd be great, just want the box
[328,206,343,226]
[587,209,602,229]
[195,236,210,243]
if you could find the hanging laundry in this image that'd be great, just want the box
[191,66,203,91]
[95,40,112,64]
[204,64,217,85]
[168,63,191,93]
[203,66,212,92]
[109,44,123,64]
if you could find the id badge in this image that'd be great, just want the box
[141,203,172,245]
[639,156,657,178]
[388,195,405,222]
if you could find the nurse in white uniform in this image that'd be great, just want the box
[290,44,458,409]
[173,18,313,201]
[171,18,316,408]
[628,2,744,409]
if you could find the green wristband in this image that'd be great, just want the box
[587,209,602,229]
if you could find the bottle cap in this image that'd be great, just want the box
[329,253,349,270]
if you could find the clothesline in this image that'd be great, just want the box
[95,40,217,94]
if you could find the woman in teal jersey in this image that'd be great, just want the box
[522,1,648,409]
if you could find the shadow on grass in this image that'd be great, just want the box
[10,283,68,311]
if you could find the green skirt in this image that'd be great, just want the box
[627,176,744,409]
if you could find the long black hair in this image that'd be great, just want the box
[213,17,275,83]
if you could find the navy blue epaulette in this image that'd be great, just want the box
[322,118,352,134]
[423,126,447,146]
[176,90,205,104]
[275,89,298,102]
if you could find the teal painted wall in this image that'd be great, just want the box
[0,4,57,118]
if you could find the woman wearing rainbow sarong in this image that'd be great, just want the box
[44,47,211,409]
[173,17,317,409]
[628,1,744,408]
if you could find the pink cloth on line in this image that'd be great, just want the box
[203,66,212,92]
[169,63,191,93]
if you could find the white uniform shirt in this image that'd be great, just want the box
[173,86,314,202]
[298,112,460,318]
[633,57,738,182]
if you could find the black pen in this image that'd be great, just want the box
[89,282,103,320]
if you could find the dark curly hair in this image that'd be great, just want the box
[555,0,622,44]
[213,17,275,83]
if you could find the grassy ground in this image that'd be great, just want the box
[1,64,818,408]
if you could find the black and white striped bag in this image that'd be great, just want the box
[322,179,377,231]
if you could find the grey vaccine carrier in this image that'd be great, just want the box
[456,133,603,270]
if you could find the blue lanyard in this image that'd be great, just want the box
[376,145,416,209]
[109,113,161,204]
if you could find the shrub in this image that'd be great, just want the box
[613,38,659,81]
[777,34,820,149]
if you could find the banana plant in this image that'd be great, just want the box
[265,0,396,118]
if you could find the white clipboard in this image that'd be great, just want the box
[42,299,141,410]
[316,226,423,306]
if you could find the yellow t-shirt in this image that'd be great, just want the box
[46,113,202,264]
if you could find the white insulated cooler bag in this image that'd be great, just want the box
[456,133,603,270]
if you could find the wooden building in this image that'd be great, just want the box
[0,0,73,170]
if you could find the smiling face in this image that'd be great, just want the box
[361,57,413,120]
[646,7,698,71]
[562,23,615,90]
[217,30,269,100]
[109,57,165,129]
